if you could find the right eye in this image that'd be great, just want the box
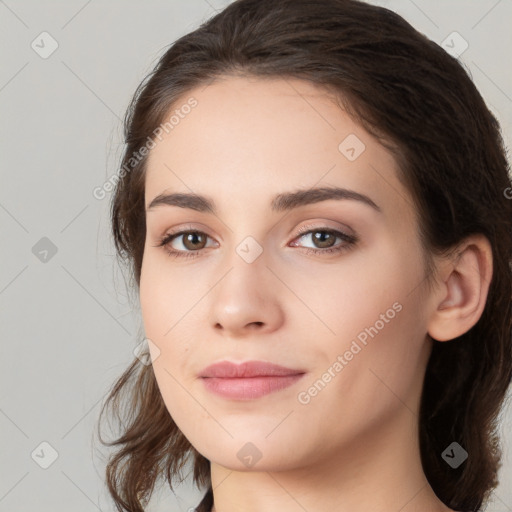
[154,230,218,259]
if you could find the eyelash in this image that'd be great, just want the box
[154,225,358,260]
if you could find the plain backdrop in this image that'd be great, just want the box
[1,1,511,511]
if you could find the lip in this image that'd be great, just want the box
[199,360,304,378]
[199,360,306,400]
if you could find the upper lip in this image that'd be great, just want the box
[199,360,305,378]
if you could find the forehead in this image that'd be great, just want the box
[144,75,413,223]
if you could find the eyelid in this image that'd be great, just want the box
[288,220,356,243]
[158,223,217,240]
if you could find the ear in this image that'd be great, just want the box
[427,234,493,342]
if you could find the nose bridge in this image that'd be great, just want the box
[221,234,269,299]
[208,234,284,333]
[217,202,271,279]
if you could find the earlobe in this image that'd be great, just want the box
[427,234,493,342]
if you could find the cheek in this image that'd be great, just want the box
[140,259,202,433]
[139,252,204,380]
[139,251,196,340]
[285,249,414,344]
[293,299,427,458]
[294,242,427,414]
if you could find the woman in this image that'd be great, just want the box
[97,1,512,511]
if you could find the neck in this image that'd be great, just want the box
[208,408,453,512]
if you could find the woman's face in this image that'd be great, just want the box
[140,76,434,471]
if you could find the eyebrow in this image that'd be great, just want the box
[146,186,381,214]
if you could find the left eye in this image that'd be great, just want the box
[290,228,357,254]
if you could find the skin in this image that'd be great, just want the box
[139,75,492,512]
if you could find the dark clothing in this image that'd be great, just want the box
[195,486,213,512]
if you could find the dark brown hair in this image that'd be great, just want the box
[96,1,512,511]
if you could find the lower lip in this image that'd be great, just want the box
[201,374,305,400]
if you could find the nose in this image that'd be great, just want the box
[208,251,285,338]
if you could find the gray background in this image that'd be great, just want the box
[1,0,511,511]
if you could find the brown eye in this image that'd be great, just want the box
[181,232,208,251]
[309,230,337,249]
[155,230,216,259]
[290,227,358,256]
